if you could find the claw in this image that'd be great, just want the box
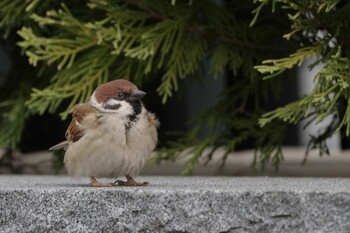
[114,175,149,186]
[90,177,115,187]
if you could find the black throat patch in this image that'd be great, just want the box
[125,100,142,131]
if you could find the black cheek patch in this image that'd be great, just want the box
[104,103,121,110]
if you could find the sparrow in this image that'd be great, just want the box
[49,79,159,187]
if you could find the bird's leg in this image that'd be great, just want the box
[89,176,114,187]
[114,175,149,186]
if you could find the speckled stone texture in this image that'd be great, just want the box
[0,176,350,233]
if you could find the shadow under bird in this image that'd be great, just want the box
[50,79,159,187]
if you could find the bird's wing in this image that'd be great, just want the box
[65,103,99,143]
[49,104,98,151]
[49,141,68,151]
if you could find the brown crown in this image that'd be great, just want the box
[93,79,138,103]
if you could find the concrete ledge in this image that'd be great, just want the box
[1,175,350,232]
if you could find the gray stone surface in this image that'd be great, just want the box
[0,175,350,233]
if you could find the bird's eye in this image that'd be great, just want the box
[117,92,124,98]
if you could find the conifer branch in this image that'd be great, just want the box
[0,0,349,173]
[126,0,280,51]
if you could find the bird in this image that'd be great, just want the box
[49,79,159,187]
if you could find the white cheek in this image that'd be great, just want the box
[118,101,133,114]
[104,98,121,108]
[104,99,133,113]
[89,93,133,114]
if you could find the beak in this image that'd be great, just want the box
[130,90,146,101]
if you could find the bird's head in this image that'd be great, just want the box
[89,79,146,113]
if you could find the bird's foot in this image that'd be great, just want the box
[114,175,149,186]
[89,177,114,187]
[114,180,149,186]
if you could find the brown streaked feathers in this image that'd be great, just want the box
[49,104,98,151]
[146,111,160,129]
[65,104,98,142]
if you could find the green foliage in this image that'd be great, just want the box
[260,48,350,131]
[0,0,51,148]
[255,0,350,160]
[0,98,29,148]
[154,76,288,174]
[255,46,323,79]
[0,0,50,37]
[0,0,349,173]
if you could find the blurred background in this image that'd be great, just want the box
[0,46,347,176]
[0,0,349,176]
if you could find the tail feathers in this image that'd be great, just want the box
[49,141,68,151]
